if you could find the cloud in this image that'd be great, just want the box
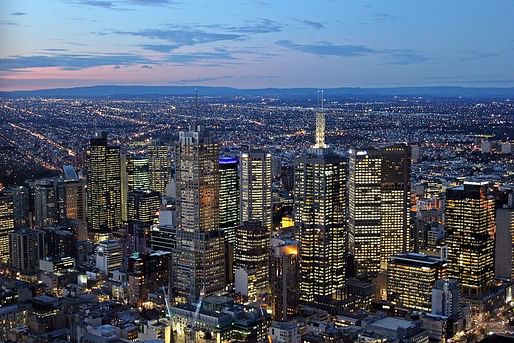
[375,13,398,21]
[68,0,179,10]
[0,20,19,26]
[10,12,27,16]
[118,28,243,51]
[276,40,374,57]
[275,40,429,65]
[74,0,116,8]
[225,18,283,34]
[172,75,233,84]
[460,50,501,60]
[300,19,325,30]
[166,49,235,64]
[140,65,153,69]
[0,53,154,71]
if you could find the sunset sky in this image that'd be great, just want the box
[1,0,513,90]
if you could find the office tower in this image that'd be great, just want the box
[126,154,151,192]
[86,132,123,234]
[348,149,382,276]
[495,206,514,280]
[380,144,411,268]
[219,157,239,246]
[9,228,46,274]
[387,253,447,312]
[445,182,495,300]
[2,186,30,228]
[95,240,123,274]
[432,279,463,320]
[42,227,76,258]
[270,237,299,321]
[150,206,177,253]
[148,143,171,194]
[295,108,347,305]
[61,166,87,222]
[0,194,15,263]
[240,150,273,230]
[128,190,161,227]
[128,251,171,305]
[234,220,269,299]
[348,144,411,275]
[31,177,61,228]
[174,124,225,303]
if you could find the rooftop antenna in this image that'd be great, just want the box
[313,89,327,149]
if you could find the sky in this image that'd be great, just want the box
[0,0,513,91]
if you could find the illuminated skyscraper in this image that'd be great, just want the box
[270,237,299,321]
[174,124,225,303]
[148,143,171,195]
[0,194,15,263]
[240,150,273,230]
[62,166,87,222]
[127,190,161,227]
[387,252,447,312]
[348,149,382,276]
[126,155,151,192]
[295,108,347,304]
[348,144,411,275]
[219,157,239,246]
[9,228,46,274]
[380,144,411,269]
[445,182,495,300]
[86,132,123,235]
[234,220,269,299]
[31,177,60,228]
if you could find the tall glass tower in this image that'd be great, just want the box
[295,108,347,305]
[174,124,225,303]
[219,157,239,246]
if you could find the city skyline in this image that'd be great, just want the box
[1,0,514,91]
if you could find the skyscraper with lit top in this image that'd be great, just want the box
[295,105,347,305]
[219,157,239,246]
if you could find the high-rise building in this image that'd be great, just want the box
[348,149,382,276]
[126,155,151,192]
[31,177,61,228]
[127,190,161,227]
[150,206,177,253]
[219,157,239,246]
[270,237,299,321]
[240,150,273,230]
[148,143,171,195]
[174,124,225,303]
[432,279,463,321]
[9,228,46,274]
[2,186,30,228]
[42,226,76,258]
[348,144,411,275]
[128,251,171,305]
[234,220,269,299]
[0,194,15,263]
[295,108,347,304]
[380,144,411,268]
[61,166,87,222]
[86,132,123,234]
[95,239,123,274]
[387,252,447,312]
[495,206,514,280]
[445,182,495,300]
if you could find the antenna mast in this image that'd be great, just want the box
[314,90,327,149]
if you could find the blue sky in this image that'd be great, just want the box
[0,0,513,90]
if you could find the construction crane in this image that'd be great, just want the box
[189,286,206,342]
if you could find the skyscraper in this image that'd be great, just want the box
[387,252,447,312]
[0,194,15,263]
[62,166,87,223]
[495,206,514,280]
[148,143,171,195]
[348,149,382,276]
[127,190,161,227]
[295,108,347,304]
[445,182,495,300]
[126,155,151,192]
[86,132,123,235]
[219,157,239,246]
[174,124,225,303]
[380,144,411,268]
[31,177,60,228]
[348,144,411,275]
[234,220,269,299]
[240,150,273,230]
[270,237,299,321]
[9,228,46,274]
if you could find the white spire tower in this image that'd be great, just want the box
[313,90,327,149]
